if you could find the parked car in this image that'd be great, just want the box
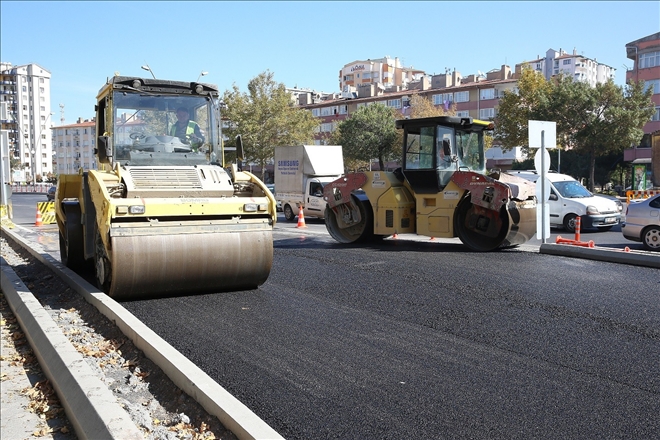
[506,171,622,232]
[621,194,660,251]
[47,186,56,201]
[266,184,282,212]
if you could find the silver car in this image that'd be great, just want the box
[621,194,660,251]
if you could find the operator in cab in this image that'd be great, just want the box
[171,107,204,149]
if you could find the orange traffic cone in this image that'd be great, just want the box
[296,206,307,228]
[35,209,43,226]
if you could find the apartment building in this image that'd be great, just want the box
[52,118,97,176]
[624,32,660,187]
[520,48,616,87]
[0,62,53,182]
[301,64,518,151]
[339,56,426,98]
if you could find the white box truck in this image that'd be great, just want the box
[274,145,344,221]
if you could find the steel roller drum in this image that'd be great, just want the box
[107,229,273,300]
[501,199,537,248]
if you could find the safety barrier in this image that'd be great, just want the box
[296,205,307,228]
[556,215,630,252]
[10,183,52,194]
[36,201,56,225]
[556,216,595,248]
[626,189,660,203]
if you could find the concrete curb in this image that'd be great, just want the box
[0,259,144,440]
[1,225,284,440]
[540,243,660,268]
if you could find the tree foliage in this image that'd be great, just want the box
[221,71,319,180]
[494,67,553,153]
[408,94,454,119]
[332,103,399,171]
[495,67,654,190]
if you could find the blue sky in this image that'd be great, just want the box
[2,1,658,125]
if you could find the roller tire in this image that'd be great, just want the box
[59,204,85,269]
[454,196,509,252]
[95,230,112,294]
[324,196,375,244]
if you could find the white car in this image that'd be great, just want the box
[507,171,622,232]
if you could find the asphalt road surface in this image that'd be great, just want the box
[122,234,658,439]
[7,193,659,439]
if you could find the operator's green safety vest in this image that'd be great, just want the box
[170,120,198,138]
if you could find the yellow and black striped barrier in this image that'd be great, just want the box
[626,190,660,203]
[36,201,56,225]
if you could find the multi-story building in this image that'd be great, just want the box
[300,64,518,170]
[624,32,660,188]
[339,56,426,98]
[520,48,616,86]
[0,62,53,182]
[51,118,97,176]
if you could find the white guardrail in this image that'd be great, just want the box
[10,183,51,193]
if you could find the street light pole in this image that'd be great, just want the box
[197,71,208,82]
[141,64,156,79]
[30,147,36,183]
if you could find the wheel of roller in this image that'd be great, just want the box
[324,195,375,244]
[59,203,85,269]
[106,228,274,300]
[454,196,509,251]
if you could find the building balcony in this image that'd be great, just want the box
[624,146,652,163]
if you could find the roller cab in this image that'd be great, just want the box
[55,76,276,299]
[324,116,537,251]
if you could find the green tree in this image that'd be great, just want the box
[495,67,654,191]
[494,66,553,155]
[408,94,455,119]
[221,71,319,181]
[333,103,399,171]
[541,76,654,190]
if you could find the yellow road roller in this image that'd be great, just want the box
[323,116,537,251]
[55,76,277,300]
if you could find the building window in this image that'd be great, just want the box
[456,111,470,117]
[479,108,495,120]
[455,91,469,103]
[311,108,320,117]
[387,99,401,109]
[339,105,348,115]
[563,59,572,65]
[651,106,660,122]
[432,94,443,105]
[643,79,660,95]
[480,89,495,100]
[640,51,660,69]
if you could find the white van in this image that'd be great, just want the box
[507,171,622,232]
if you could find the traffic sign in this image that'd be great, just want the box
[528,120,556,149]
[534,148,551,175]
